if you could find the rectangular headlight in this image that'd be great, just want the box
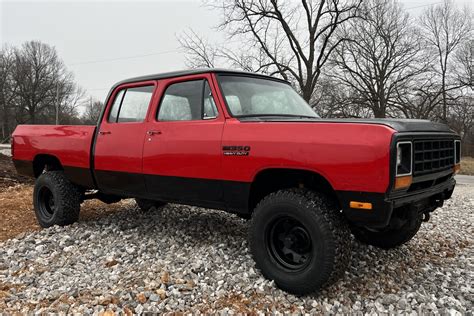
[396,141,412,176]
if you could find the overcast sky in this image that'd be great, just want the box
[1,0,471,108]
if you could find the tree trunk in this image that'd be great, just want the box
[373,106,386,118]
[441,73,447,123]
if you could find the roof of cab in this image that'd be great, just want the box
[111,68,289,89]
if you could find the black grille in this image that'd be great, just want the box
[413,139,454,176]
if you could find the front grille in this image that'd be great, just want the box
[413,139,454,176]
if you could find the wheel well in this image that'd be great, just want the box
[248,168,337,211]
[33,154,63,177]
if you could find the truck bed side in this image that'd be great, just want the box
[12,125,97,188]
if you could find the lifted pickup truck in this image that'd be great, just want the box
[12,69,460,294]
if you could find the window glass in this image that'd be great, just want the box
[218,75,319,118]
[158,80,219,121]
[108,89,124,123]
[117,86,154,123]
[224,96,242,115]
[203,81,218,119]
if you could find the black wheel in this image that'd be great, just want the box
[249,189,351,295]
[350,214,422,249]
[135,198,167,212]
[33,171,81,228]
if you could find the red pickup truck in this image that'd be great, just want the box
[12,69,460,294]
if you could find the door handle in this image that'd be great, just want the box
[147,130,161,136]
[99,131,111,135]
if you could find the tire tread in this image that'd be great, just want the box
[249,188,351,294]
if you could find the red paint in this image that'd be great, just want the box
[12,125,96,169]
[12,71,396,194]
[94,81,156,175]
[143,74,225,180]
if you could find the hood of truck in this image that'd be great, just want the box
[322,118,454,133]
[238,117,455,133]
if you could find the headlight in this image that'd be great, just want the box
[396,141,412,176]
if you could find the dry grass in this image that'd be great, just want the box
[460,157,474,176]
[0,153,133,241]
[0,183,133,241]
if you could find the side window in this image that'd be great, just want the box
[108,89,124,123]
[157,80,218,121]
[107,85,154,123]
[224,95,242,115]
[203,81,218,119]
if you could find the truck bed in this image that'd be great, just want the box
[12,125,96,187]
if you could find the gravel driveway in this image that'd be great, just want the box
[0,185,472,314]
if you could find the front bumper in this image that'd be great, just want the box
[337,175,456,228]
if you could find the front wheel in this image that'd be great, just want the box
[350,214,422,249]
[33,171,82,228]
[249,189,351,295]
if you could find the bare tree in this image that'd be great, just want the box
[311,76,372,117]
[330,0,425,118]
[180,0,362,102]
[178,30,217,68]
[454,39,473,89]
[448,93,473,153]
[0,46,16,141]
[81,99,104,125]
[419,0,472,122]
[11,41,81,124]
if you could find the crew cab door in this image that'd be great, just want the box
[142,75,225,207]
[94,81,156,196]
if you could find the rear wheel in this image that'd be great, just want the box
[33,171,81,228]
[135,198,167,212]
[249,189,351,295]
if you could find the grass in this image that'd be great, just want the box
[460,157,474,176]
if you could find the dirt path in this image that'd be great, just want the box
[0,153,130,241]
[0,154,33,189]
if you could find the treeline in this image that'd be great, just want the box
[180,0,473,155]
[0,41,103,142]
[1,0,472,155]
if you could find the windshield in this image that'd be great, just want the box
[217,75,319,118]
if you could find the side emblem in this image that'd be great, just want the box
[222,145,251,156]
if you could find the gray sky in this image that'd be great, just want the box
[1,0,471,108]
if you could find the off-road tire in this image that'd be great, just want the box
[135,198,167,212]
[350,216,422,249]
[249,189,351,295]
[33,171,81,228]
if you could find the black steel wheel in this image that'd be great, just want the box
[267,216,312,271]
[249,189,351,295]
[37,186,56,221]
[33,171,81,228]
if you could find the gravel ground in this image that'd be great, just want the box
[0,185,472,314]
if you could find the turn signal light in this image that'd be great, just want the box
[349,201,373,210]
[453,164,461,174]
[394,175,412,190]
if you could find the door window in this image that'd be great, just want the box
[157,80,218,121]
[108,90,124,123]
[107,85,154,123]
